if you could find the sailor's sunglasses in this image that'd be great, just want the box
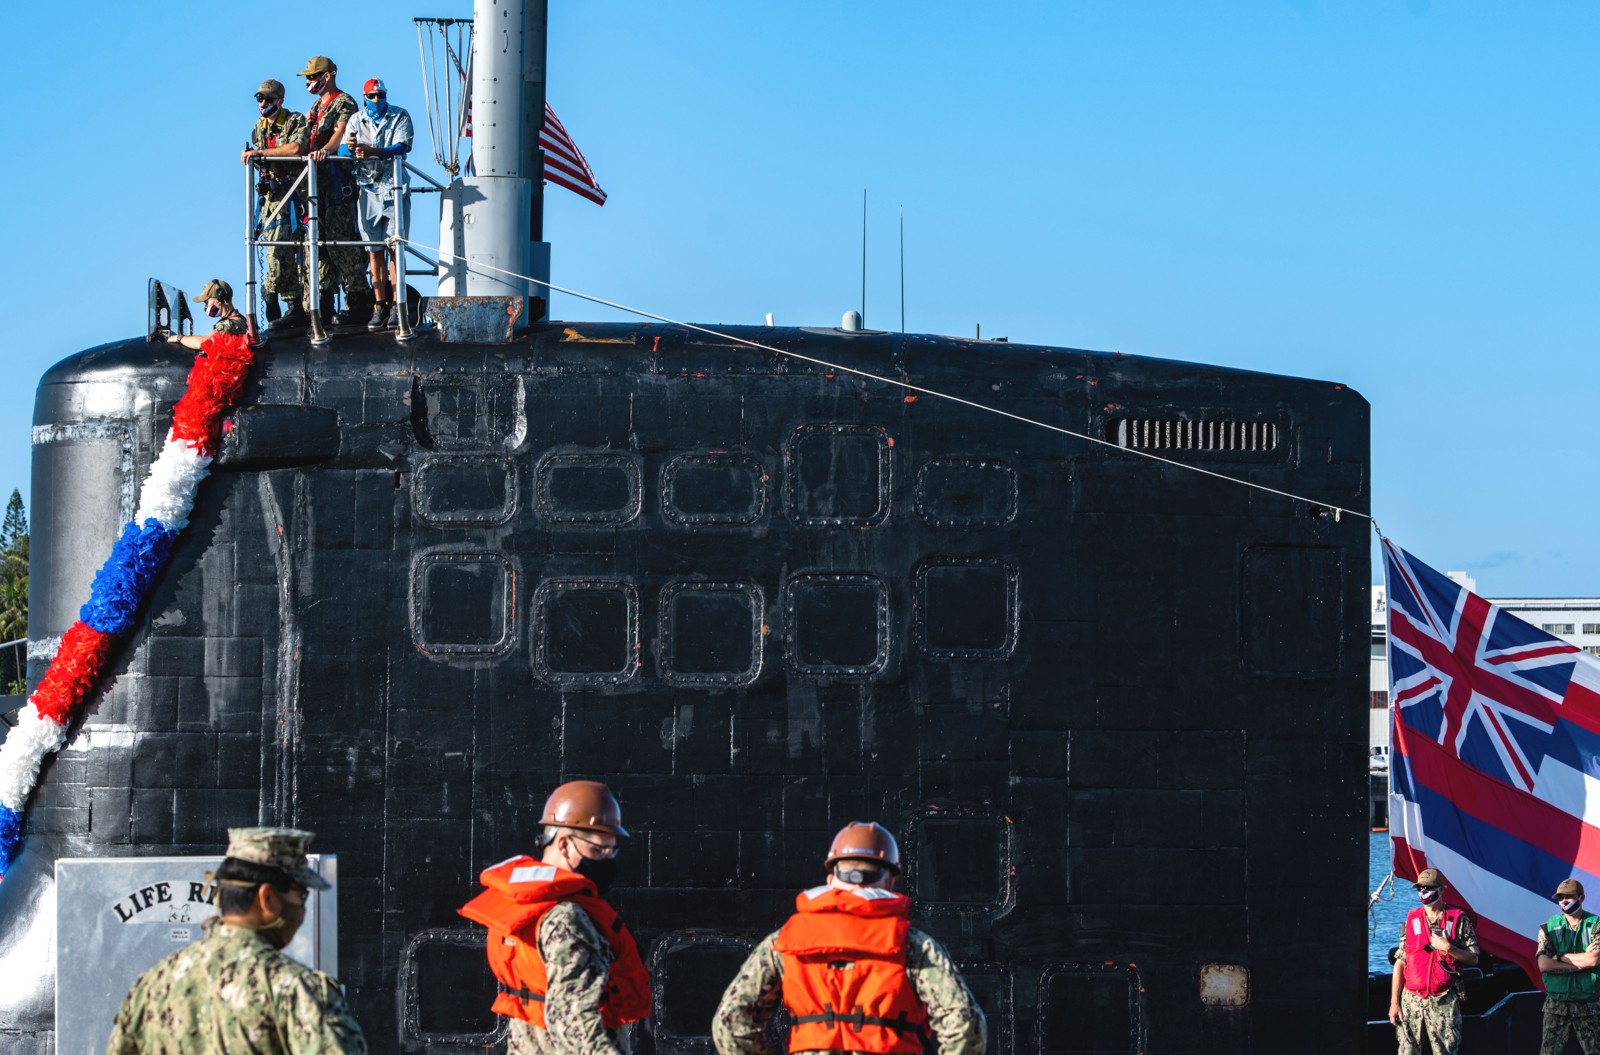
[254,93,279,103]
[567,832,620,859]
[365,92,385,99]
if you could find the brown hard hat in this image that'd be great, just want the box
[1556,878,1586,900]
[1414,868,1445,889]
[540,780,629,837]
[825,821,900,873]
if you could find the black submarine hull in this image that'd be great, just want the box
[0,322,1370,1053]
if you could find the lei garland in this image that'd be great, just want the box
[0,332,255,877]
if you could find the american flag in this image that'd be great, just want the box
[539,103,606,206]
[460,98,607,206]
[1386,539,1600,984]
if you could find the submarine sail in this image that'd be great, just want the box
[0,1,1371,1052]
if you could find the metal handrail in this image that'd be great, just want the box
[404,160,447,192]
[244,153,419,344]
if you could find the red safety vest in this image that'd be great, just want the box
[458,856,652,1028]
[773,886,929,1054]
[307,94,340,151]
[1402,905,1465,997]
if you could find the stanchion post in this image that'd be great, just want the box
[244,159,259,340]
[307,160,328,345]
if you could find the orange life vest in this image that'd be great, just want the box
[1402,904,1465,998]
[458,856,653,1028]
[773,886,928,1054]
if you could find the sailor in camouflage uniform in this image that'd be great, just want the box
[712,823,986,1055]
[459,781,653,1055]
[105,827,365,1055]
[296,55,373,327]
[164,279,249,351]
[1388,868,1478,1055]
[1537,878,1600,1054]
[241,79,310,328]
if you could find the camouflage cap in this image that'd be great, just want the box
[298,55,336,76]
[256,79,285,100]
[1556,878,1586,900]
[193,279,232,304]
[1414,868,1445,889]
[224,827,331,890]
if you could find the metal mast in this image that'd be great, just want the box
[436,0,551,320]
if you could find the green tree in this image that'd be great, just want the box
[0,490,28,694]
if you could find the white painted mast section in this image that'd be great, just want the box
[437,0,543,303]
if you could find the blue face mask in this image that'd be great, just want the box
[364,98,387,120]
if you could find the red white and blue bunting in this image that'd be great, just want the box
[0,332,255,877]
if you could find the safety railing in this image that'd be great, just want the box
[244,154,445,345]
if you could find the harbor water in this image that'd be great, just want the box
[1369,830,1406,973]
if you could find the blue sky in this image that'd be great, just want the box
[3,1,1594,595]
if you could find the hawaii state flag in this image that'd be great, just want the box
[1386,539,1600,983]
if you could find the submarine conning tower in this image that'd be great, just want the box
[0,0,1374,1052]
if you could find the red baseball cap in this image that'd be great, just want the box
[363,78,387,96]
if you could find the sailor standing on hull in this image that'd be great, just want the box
[1388,867,1479,1055]
[459,781,653,1055]
[711,822,985,1055]
[1536,878,1600,1055]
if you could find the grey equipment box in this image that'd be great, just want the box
[54,855,337,1055]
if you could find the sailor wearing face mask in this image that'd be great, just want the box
[459,781,653,1055]
[712,822,986,1055]
[1387,868,1478,1055]
[1537,878,1600,1054]
[106,827,366,1055]
[296,55,374,328]
[343,78,413,331]
[241,80,310,330]
[165,279,249,351]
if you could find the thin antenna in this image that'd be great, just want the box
[899,205,905,333]
[860,189,868,326]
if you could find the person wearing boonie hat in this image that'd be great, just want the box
[1387,867,1478,1055]
[1537,877,1600,1054]
[106,827,367,1054]
[711,822,987,1055]
[296,55,375,329]
[342,75,414,331]
[241,78,311,331]
[166,279,249,352]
